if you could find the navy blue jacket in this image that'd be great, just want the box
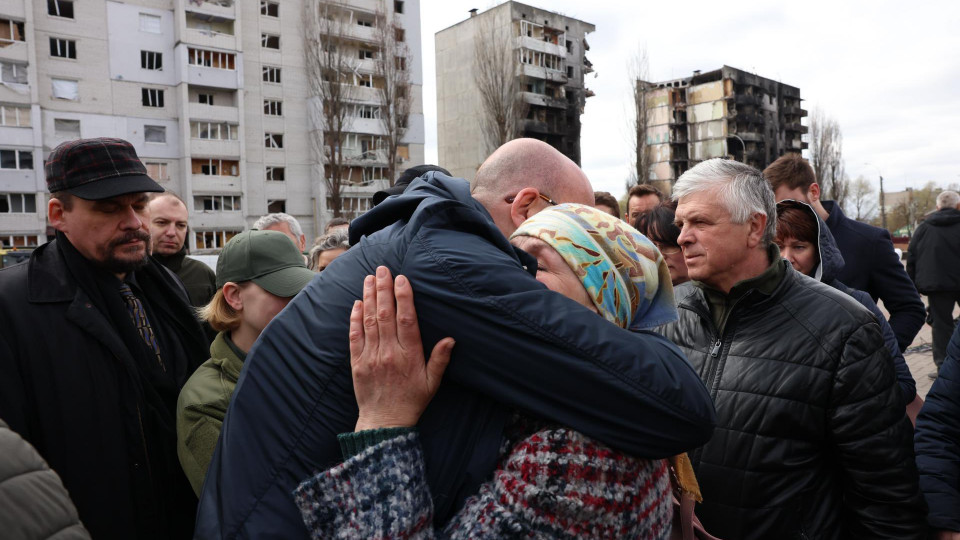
[822,201,925,352]
[195,174,717,539]
[915,321,960,532]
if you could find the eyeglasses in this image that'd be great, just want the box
[504,193,558,206]
[653,242,682,256]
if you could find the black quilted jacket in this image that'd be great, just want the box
[658,261,927,539]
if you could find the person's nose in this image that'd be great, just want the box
[677,225,693,246]
[119,206,143,230]
[163,224,177,238]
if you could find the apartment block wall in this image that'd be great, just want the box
[0,0,424,252]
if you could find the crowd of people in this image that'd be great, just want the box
[0,135,957,540]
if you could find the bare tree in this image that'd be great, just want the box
[374,8,411,185]
[303,0,356,218]
[628,46,651,185]
[474,14,525,154]
[847,175,877,221]
[808,107,848,207]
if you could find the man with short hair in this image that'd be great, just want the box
[764,154,925,352]
[907,190,960,375]
[148,192,217,307]
[253,212,307,253]
[196,138,717,538]
[323,217,350,234]
[627,183,663,223]
[657,158,925,539]
[0,138,209,539]
[593,190,621,219]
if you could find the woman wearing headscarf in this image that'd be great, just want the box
[775,200,917,411]
[293,204,707,539]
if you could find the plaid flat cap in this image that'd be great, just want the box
[45,137,164,200]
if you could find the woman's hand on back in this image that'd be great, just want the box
[350,266,455,432]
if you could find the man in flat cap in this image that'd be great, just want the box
[0,138,208,539]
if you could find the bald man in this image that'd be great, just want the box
[196,139,716,538]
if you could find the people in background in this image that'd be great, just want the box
[323,217,350,234]
[308,229,349,272]
[635,204,689,287]
[253,212,307,254]
[593,190,621,218]
[147,192,217,308]
[372,164,452,206]
[627,183,663,223]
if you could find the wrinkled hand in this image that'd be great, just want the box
[935,531,960,540]
[351,266,455,432]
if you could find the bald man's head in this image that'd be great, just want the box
[471,138,594,236]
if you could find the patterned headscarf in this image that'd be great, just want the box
[511,203,678,330]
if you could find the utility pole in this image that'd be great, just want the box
[879,174,887,230]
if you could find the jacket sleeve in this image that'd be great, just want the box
[829,321,927,539]
[0,330,29,442]
[854,290,917,405]
[403,209,717,458]
[915,324,960,532]
[905,229,921,284]
[870,228,926,352]
[293,432,437,540]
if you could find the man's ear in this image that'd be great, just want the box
[48,197,67,232]
[222,282,243,311]
[509,188,541,230]
[746,212,767,248]
[807,183,821,202]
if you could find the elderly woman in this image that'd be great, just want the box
[293,204,707,539]
[775,200,917,410]
[308,229,349,272]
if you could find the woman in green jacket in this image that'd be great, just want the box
[176,230,315,496]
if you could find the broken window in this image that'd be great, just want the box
[395,57,406,70]
[395,27,405,42]
[566,65,573,78]
[357,19,373,28]
[192,158,238,176]
[0,149,33,170]
[198,93,214,105]
[54,119,80,138]
[0,235,39,248]
[196,195,241,212]
[141,88,164,107]
[359,49,374,60]
[265,166,285,181]
[264,133,283,149]
[50,38,76,59]
[1,62,28,84]
[51,78,78,100]
[260,1,279,17]
[262,66,281,83]
[139,13,161,33]
[0,19,25,46]
[144,125,166,143]
[48,0,74,19]
[565,39,572,53]
[194,229,240,250]
[145,162,167,181]
[191,122,238,140]
[0,105,30,127]
[261,34,280,49]
[263,100,282,116]
[394,1,404,14]
[0,193,36,213]
[141,50,162,70]
[358,78,372,88]
[189,48,235,70]
[267,199,285,213]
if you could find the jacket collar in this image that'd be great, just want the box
[210,332,246,382]
[821,200,846,230]
[154,245,187,272]
[27,239,80,304]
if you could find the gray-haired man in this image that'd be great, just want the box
[657,158,925,539]
[253,212,307,253]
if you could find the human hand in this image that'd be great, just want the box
[935,531,960,540]
[351,266,455,432]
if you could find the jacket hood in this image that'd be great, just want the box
[777,199,845,283]
[925,207,960,227]
[349,172,490,244]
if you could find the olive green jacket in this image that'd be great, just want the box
[176,332,246,496]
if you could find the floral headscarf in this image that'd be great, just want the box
[510,203,678,331]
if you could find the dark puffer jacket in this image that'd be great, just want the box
[658,261,926,539]
[0,418,90,539]
[907,207,960,294]
[915,321,960,532]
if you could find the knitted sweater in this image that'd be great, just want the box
[294,422,673,539]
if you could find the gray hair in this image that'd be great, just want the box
[309,229,349,270]
[936,190,959,210]
[672,158,777,246]
[252,212,303,239]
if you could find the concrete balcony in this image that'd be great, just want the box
[0,41,28,63]
[187,65,240,89]
[326,147,388,165]
[520,64,568,84]
[190,210,245,229]
[188,102,239,123]
[0,125,34,147]
[0,168,37,191]
[517,36,566,58]
[344,84,381,104]
[183,28,238,51]
[0,212,44,232]
[343,0,380,14]
[191,173,241,193]
[339,23,377,45]
[183,0,235,20]
[190,138,240,157]
[349,118,387,136]
[522,92,566,109]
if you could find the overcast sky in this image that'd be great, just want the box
[417,0,960,197]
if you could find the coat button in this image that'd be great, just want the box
[133,462,141,469]
[85,303,92,308]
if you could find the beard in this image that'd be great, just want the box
[96,230,152,274]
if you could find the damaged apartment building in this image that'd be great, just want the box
[0,0,424,251]
[436,2,594,180]
[642,66,807,187]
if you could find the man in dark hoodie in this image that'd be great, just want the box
[908,190,960,376]
[765,154,926,353]
[194,138,717,538]
[147,192,217,307]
